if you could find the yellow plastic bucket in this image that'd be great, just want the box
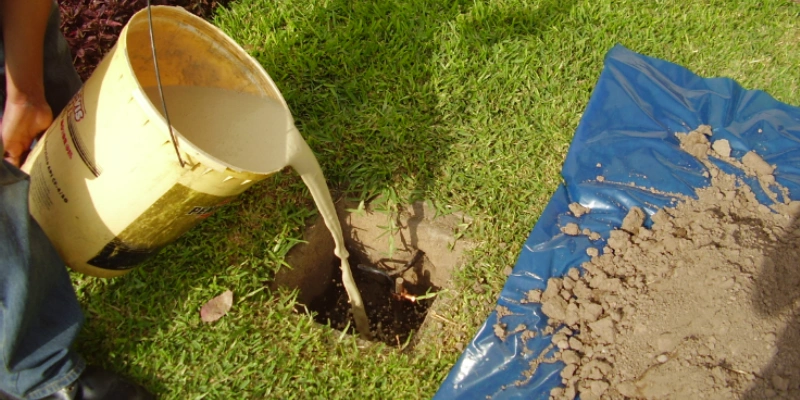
[22,6,303,278]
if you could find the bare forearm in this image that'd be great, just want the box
[1,0,52,103]
[0,0,54,166]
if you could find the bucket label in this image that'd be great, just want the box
[29,126,72,211]
[66,117,102,177]
[186,199,233,218]
[71,90,86,121]
[29,95,103,212]
[87,183,234,270]
[66,89,103,177]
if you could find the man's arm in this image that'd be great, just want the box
[1,0,54,167]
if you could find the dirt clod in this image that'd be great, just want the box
[711,139,731,158]
[561,223,581,236]
[570,202,591,217]
[527,126,800,399]
[620,207,645,235]
[494,322,508,341]
[524,289,543,303]
[676,128,711,159]
[696,124,713,136]
[496,306,513,319]
[742,151,775,177]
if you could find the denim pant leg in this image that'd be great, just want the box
[0,3,85,399]
[0,162,85,400]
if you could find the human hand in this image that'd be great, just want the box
[1,96,52,167]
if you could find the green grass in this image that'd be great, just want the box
[72,0,800,398]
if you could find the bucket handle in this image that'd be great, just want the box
[146,0,185,168]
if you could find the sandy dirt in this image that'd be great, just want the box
[525,126,800,399]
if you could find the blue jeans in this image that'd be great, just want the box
[0,3,85,399]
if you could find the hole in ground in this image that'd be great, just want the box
[308,248,437,345]
[273,200,473,345]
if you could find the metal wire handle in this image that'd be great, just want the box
[146,0,185,167]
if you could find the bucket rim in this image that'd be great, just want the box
[120,5,297,175]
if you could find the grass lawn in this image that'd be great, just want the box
[71,0,800,398]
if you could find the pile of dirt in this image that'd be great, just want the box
[523,126,800,399]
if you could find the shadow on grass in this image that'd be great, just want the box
[239,0,578,199]
[743,216,800,398]
[73,0,579,395]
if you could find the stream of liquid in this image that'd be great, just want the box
[143,86,371,338]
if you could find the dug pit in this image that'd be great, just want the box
[273,200,472,345]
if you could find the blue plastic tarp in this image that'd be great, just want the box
[433,44,800,399]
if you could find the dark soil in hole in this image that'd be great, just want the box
[307,249,438,345]
[277,200,472,344]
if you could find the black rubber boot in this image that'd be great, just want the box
[42,366,155,400]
